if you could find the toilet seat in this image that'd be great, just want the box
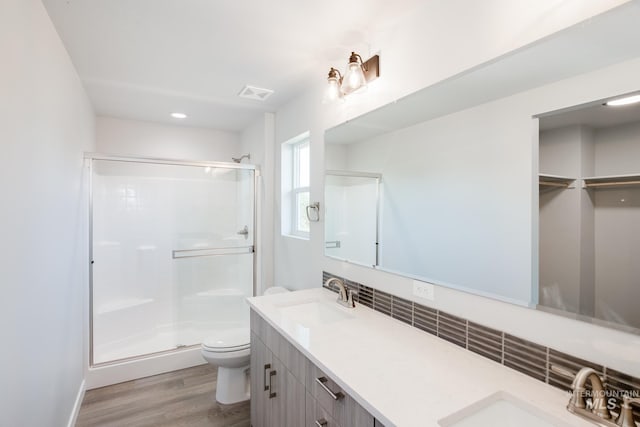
[202,327,249,353]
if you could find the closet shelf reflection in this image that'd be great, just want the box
[583,173,640,189]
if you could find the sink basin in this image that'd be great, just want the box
[276,299,354,327]
[438,391,572,427]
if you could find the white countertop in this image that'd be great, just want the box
[247,288,593,427]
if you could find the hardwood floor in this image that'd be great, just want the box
[76,365,250,427]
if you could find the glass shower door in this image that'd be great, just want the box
[172,166,254,348]
[91,159,254,365]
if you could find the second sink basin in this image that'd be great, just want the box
[438,391,572,427]
[276,299,354,327]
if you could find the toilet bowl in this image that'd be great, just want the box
[201,286,289,404]
[201,327,251,404]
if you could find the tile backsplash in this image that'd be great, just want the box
[322,271,640,416]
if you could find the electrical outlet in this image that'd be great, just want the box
[413,280,435,301]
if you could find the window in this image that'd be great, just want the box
[282,132,310,238]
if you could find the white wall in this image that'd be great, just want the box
[0,0,95,425]
[274,94,323,290]
[241,113,275,295]
[96,116,240,162]
[273,0,640,377]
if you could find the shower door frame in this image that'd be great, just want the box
[85,152,259,368]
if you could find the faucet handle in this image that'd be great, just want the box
[616,396,640,427]
[347,289,357,307]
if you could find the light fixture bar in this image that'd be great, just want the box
[361,54,380,82]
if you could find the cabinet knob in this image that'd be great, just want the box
[315,419,328,427]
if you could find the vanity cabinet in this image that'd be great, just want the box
[250,309,381,427]
[250,330,305,427]
[306,362,374,427]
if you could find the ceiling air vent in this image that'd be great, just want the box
[238,85,274,101]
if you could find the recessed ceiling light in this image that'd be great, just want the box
[171,112,187,119]
[605,94,640,107]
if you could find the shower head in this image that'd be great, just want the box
[232,154,250,163]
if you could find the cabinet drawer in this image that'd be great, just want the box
[306,391,341,427]
[306,362,374,427]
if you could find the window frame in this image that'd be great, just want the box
[281,133,311,239]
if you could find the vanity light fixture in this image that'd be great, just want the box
[170,112,188,119]
[605,94,640,106]
[324,51,380,102]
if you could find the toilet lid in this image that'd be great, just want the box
[202,327,250,351]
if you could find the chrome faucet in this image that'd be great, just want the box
[567,367,639,426]
[324,277,355,308]
[568,368,611,420]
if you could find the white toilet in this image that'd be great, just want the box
[201,286,290,404]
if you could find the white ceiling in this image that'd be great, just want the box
[42,0,423,131]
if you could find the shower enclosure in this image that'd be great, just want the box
[324,171,380,267]
[89,155,256,366]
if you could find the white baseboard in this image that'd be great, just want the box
[67,379,86,427]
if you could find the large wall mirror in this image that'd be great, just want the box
[324,2,640,335]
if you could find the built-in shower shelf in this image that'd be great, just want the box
[97,298,154,314]
[195,288,246,297]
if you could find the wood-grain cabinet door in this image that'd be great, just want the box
[271,356,305,427]
[250,332,272,427]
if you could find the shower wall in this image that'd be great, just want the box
[91,159,254,364]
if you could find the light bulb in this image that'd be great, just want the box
[340,53,367,94]
[323,68,344,103]
[605,94,640,106]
